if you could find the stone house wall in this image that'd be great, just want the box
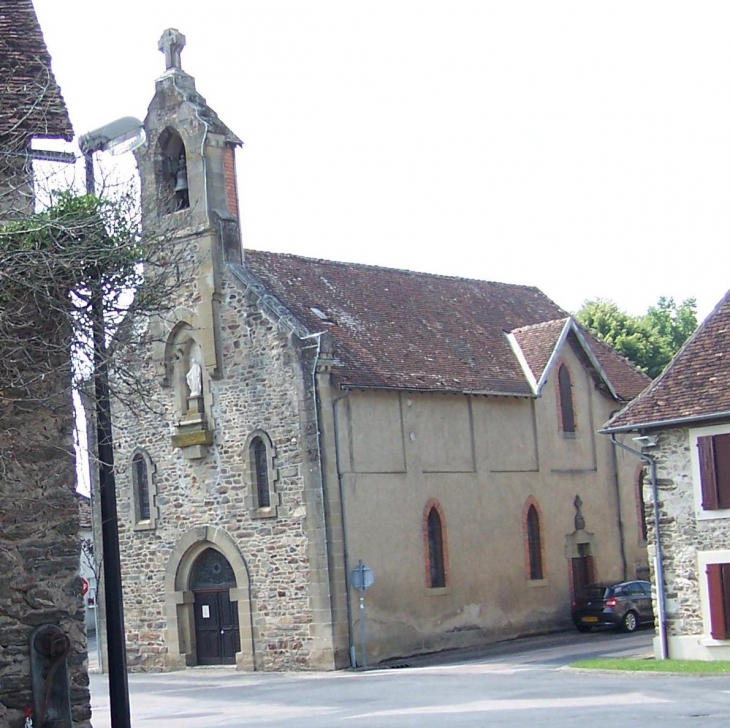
[647,425,730,660]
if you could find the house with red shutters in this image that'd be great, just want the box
[604,289,730,660]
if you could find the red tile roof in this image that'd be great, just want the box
[0,0,73,141]
[512,318,568,385]
[605,290,730,431]
[512,318,650,402]
[243,251,647,400]
[581,326,650,403]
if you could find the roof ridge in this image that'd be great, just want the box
[573,320,650,380]
[511,317,570,335]
[244,248,555,293]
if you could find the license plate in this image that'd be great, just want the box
[582,616,599,623]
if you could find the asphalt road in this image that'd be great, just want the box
[89,629,730,727]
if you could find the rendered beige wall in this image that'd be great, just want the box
[332,342,647,662]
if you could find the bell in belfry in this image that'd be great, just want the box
[174,150,189,209]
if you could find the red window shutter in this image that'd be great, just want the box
[714,434,730,509]
[698,436,719,510]
[707,563,728,639]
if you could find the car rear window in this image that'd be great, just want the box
[580,585,610,598]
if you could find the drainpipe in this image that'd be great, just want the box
[301,333,356,668]
[331,391,356,667]
[610,434,668,659]
[609,440,629,581]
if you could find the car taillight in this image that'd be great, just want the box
[605,597,618,608]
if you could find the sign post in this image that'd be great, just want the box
[350,560,374,669]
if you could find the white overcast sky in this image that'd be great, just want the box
[33,1,730,319]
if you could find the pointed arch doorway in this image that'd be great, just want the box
[191,548,241,665]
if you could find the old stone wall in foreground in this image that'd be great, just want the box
[0,375,90,727]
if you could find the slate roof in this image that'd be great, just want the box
[0,0,73,141]
[605,289,730,432]
[243,250,647,400]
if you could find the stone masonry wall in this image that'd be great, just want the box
[111,271,330,671]
[645,427,712,638]
[0,384,90,727]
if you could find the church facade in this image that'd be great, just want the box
[109,30,651,672]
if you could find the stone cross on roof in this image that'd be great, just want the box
[158,28,186,71]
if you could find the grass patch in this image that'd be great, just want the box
[570,658,730,674]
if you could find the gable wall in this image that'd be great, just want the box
[111,274,337,671]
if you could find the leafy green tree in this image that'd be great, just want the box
[575,297,698,378]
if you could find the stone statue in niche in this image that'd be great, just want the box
[186,359,202,398]
[574,494,586,531]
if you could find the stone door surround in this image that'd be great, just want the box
[164,525,256,670]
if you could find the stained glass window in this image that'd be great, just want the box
[191,549,236,590]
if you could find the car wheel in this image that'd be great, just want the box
[621,611,638,632]
[576,625,592,633]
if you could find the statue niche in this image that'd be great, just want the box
[167,324,213,458]
[155,127,190,214]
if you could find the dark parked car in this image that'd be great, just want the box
[572,580,654,633]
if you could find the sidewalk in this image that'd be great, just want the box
[87,630,100,673]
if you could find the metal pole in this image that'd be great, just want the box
[355,561,367,669]
[85,152,132,727]
[610,434,668,659]
[359,592,366,669]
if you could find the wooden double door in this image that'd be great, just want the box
[191,548,241,665]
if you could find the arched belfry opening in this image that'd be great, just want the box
[156,127,189,212]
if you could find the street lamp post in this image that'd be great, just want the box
[79,117,145,728]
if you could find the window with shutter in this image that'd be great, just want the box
[706,562,730,640]
[698,434,730,510]
[716,435,730,508]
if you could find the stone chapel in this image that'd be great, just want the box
[107,29,652,672]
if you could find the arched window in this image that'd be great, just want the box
[526,504,543,580]
[191,548,237,590]
[244,431,279,518]
[425,504,447,588]
[130,450,156,529]
[133,453,150,521]
[251,437,270,509]
[558,363,576,433]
